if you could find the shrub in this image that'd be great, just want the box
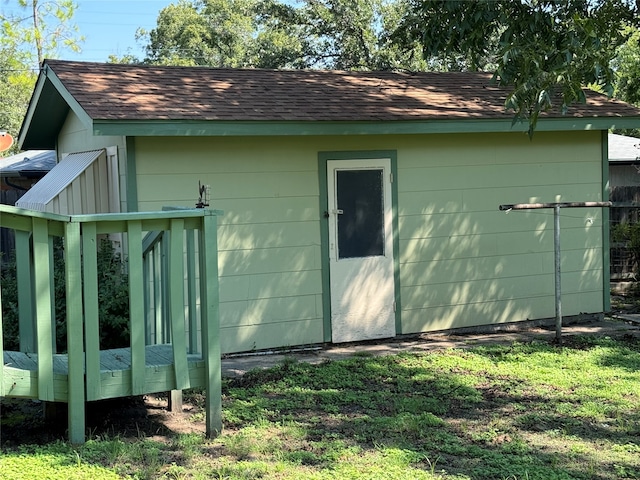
[1,237,130,352]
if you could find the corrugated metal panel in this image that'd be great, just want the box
[16,150,103,211]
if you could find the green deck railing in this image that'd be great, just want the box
[0,205,222,443]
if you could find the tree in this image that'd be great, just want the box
[252,0,318,68]
[393,0,639,134]
[0,0,83,153]
[1,0,83,68]
[289,0,424,70]
[141,0,258,67]
[612,26,640,138]
[139,0,424,70]
[614,26,640,106]
[0,50,35,156]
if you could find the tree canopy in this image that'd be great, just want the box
[136,0,425,70]
[614,26,640,106]
[0,0,83,154]
[394,0,640,133]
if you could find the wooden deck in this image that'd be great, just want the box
[2,345,207,402]
[0,205,222,442]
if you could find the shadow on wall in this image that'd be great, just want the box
[397,171,603,334]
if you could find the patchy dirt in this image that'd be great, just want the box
[0,393,205,447]
[611,293,640,314]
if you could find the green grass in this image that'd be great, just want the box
[1,334,639,479]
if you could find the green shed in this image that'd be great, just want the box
[18,60,640,354]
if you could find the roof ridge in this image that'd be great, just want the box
[43,58,496,78]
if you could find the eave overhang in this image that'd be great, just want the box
[19,65,93,150]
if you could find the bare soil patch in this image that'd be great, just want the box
[1,393,204,447]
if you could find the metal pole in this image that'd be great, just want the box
[554,205,562,345]
[499,201,611,346]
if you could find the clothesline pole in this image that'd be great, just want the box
[554,205,561,343]
[498,201,611,345]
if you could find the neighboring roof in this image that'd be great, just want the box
[15,150,102,211]
[609,133,640,164]
[20,59,640,149]
[0,150,56,178]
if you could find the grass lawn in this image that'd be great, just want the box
[1,334,639,479]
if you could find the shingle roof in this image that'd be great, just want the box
[43,59,640,122]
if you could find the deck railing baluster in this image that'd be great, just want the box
[15,230,35,352]
[149,243,162,344]
[32,217,55,402]
[186,229,198,354]
[161,236,170,343]
[127,220,145,395]
[169,218,189,390]
[82,221,101,401]
[141,229,164,345]
[47,237,56,353]
[143,243,151,344]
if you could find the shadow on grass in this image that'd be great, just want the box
[220,338,640,479]
[1,396,175,447]
[2,336,638,480]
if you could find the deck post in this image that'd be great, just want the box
[168,390,183,412]
[65,220,85,443]
[81,222,101,401]
[200,211,222,437]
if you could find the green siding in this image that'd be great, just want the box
[132,132,606,352]
[135,137,325,354]
[219,271,322,302]
[217,222,320,251]
[397,130,604,333]
[58,111,125,159]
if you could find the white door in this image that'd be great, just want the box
[327,158,396,343]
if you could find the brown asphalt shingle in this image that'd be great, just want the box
[44,59,640,122]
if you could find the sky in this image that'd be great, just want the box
[2,0,176,64]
